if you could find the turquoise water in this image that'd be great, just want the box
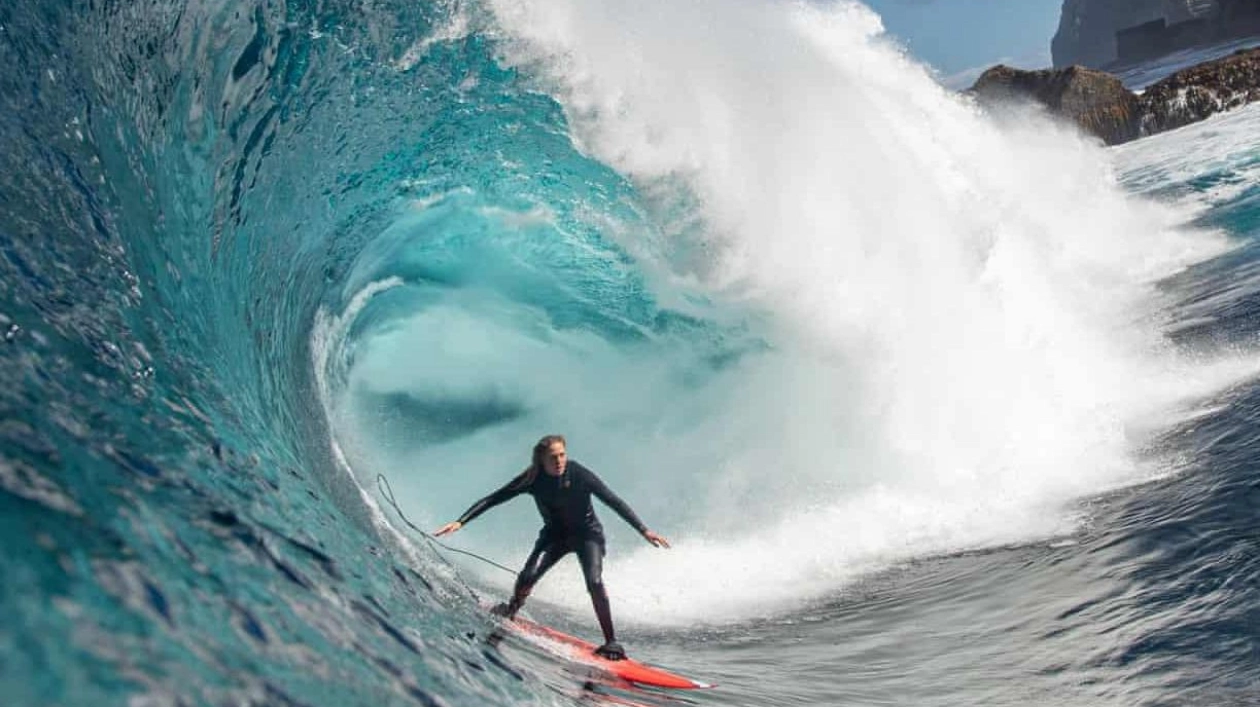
[4,0,1260,704]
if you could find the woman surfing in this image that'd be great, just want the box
[435,435,670,661]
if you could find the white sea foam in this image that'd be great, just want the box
[1115,102,1260,211]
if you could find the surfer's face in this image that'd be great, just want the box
[541,441,567,476]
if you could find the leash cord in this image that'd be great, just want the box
[375,473,517,576]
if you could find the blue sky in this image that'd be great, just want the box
[863,0,1064,87]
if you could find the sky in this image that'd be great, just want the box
[862,0,1065,88]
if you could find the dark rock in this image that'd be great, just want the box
[969,64,1142,145]
[968,48,1260,145]
[1138,46,1260,133]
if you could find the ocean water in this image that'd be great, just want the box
[4,0,1260,705]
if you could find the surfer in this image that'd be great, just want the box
[435,434,670,661]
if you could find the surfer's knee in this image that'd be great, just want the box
[586,580,607,597]
[515,564,544,591]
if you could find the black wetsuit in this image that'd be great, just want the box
[456,461,647,648]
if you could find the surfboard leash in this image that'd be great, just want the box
[375,473,518,576]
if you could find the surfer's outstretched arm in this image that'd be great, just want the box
[583,467,671,548]
[433,471,529,536]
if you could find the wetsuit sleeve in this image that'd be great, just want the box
[582,466,649,534]
[456,472,529,525]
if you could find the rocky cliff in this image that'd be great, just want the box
[1052,0,1167,68]
[1052,0,1220,68]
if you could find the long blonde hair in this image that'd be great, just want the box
[512,434,567,490]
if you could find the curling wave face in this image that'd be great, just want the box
[0,0,621,703]
[3,0,1259,704]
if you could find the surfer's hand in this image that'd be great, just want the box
[434,521,463,537]
[642,529,670,548]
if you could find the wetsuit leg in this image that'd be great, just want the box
[577,538,618,648]
[504,536,569,618]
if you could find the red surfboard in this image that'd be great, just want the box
[500,614,715,690]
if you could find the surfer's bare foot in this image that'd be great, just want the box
[594,642,626,661]
[490,602,514,619]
